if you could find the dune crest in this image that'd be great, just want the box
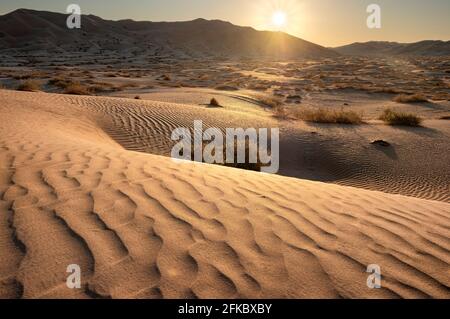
[0,90,449,299]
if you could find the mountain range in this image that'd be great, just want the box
[0,9,336,59]
[0,9,448,59]
[334,40,450,57]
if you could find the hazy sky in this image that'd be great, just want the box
[1,0,449,46]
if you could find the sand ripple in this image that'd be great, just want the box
[0,90,449,298]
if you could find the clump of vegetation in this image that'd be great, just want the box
[209,98,221,107]
[190,141,264,172]
[393,93,429,104]
[48,77,71,89]
[272,105,289,119]
[117,83,139,91]
[372,87,403,94]
[64,83,91,95]
[49,77,117,95]
[17,80,41,92]
[215,85,238,91]
[134,95,141,100]
[89,82,117,93]
[256,95,284,109]
[13,74,31,80]
[379,108,423,126]
[294,108,363,125]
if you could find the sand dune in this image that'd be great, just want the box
[0,89,449,299]
[108,89,450,202]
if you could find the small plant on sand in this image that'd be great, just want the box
[88,82,116,93]
[64,83,91,95]
[379,108,423,126]
[256,95,284,109]
[372,87,403,94]
[209,98,221,107]
[134,95,141,99]
[294,108,363,125]
[273,105,289,119]
[393,93,429,104]
[191,142,264,172]
[48,77,75,90]
[215,85,238,91]
[17,80,41,92]
[160,74,171,81]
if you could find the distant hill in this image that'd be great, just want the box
[333,40,450,57]
[0,8,338,59]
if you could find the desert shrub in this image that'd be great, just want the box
[89,82,116,93]
[272,105,289,119]
[13,74,31,80]
[256,95,284,108]
[17,80,41,92]
[134,95,141,99]
[29,71,49,79]
[393,93,429,103]
[209,98,221,107]
[64,83,91,95]
[379,109,422,126]
[372,87,403,94]
[294,108,363,124]
[190,141,264,172]
[48,77,74,89]
[215,85,238,91]
[117,83,139,91]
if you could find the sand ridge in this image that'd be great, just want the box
[0,89,449,299]
[58,88,450,202]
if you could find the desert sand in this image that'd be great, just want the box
[0,89,449,299]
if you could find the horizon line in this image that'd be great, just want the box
[1,7,449,48]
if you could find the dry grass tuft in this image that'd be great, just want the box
[256,95,284,109]
[159,74,171,81]
[215,85,239,91]
[48,77,72,89]
[273,105,289,119]
[209,98,221,107]
[393,93,429,104]
[379,109,423,126]
[64,83,91,95]
[17,80,41,92]
[191,142,264,172]
[294,108,363,125]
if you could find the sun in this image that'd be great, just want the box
[272,10,287,28]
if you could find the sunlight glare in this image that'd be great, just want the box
[272,10,287,28]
